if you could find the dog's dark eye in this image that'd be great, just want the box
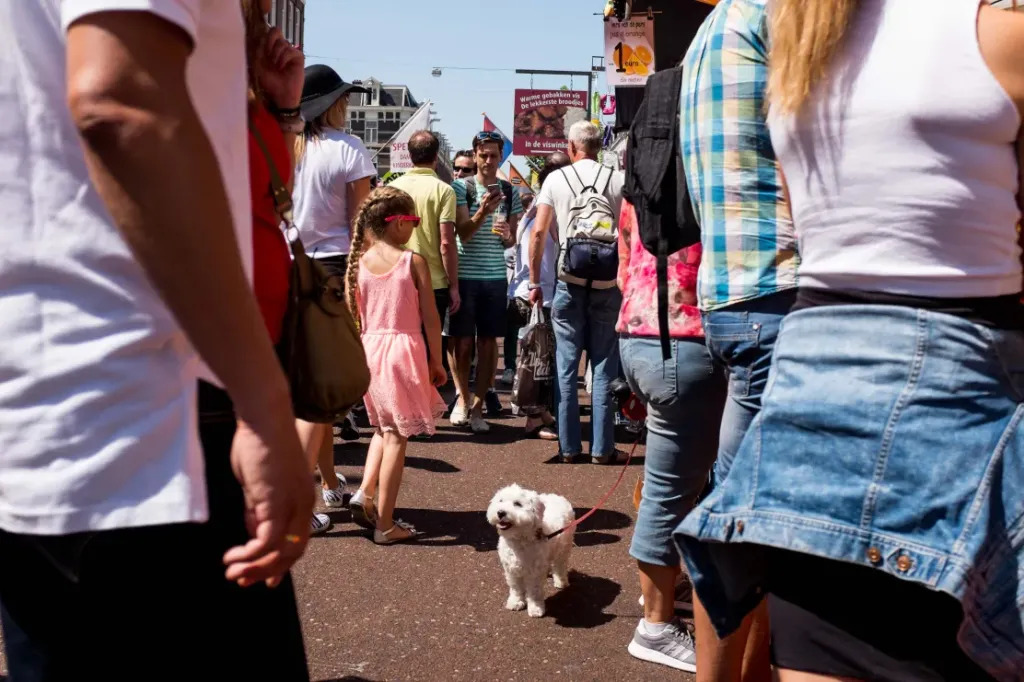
[513,501,522,508]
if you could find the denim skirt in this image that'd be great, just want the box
[676,304,1024,679]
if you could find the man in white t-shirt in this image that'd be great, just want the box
[529,122,625,465]
[0,2,312,678]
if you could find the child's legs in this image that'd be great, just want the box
[375,431,408,530]
[296,417,327,475]
[360,431,385,499]
[316,427,339,489]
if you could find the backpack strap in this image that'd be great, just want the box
[499,180,514,217]
[561,168,580,198]
[463,177,478,212]
[569,163,599,193]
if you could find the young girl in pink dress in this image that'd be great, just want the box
[344,187,447,545]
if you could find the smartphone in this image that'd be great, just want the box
[486,183,501,198]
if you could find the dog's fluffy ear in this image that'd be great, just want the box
[533,495,546,520]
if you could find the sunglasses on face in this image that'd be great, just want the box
[454,166,476,174]
[385,215,421,227]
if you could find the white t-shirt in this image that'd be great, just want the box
[0,0,250,535]
[536,159,625,290]
[509,206,557,303]
[293,130,376,257]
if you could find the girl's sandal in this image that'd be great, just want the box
[525,424,558,441]
[373,519,421,545]
[349,494,378,531]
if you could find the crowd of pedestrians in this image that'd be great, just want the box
[1,0,1023,680]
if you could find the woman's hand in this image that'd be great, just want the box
[430,360,448,387]
[258,27,304,110]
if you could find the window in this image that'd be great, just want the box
[285,1,293,41]
[293,5,301,42]
[270,0,277,21]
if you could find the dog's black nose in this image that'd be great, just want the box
[497,510,507,519]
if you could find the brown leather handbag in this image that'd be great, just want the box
[250,121,370,423]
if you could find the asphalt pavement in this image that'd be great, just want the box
[0,376,695,682]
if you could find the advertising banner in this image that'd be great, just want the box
[604,17,656,87]
[512,89,589,156]
[388,102,432,172]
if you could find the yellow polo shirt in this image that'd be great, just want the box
[391,167,457,290]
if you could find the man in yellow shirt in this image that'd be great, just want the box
[391,131,460,331]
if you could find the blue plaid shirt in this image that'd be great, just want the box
[680,0,799,311]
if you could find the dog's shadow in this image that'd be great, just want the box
[545,570,621,628]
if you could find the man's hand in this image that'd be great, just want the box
[476,191,502,219]
[529,287,544,307]
[448,284,461,315]
[257,27,304,110]
[223,407,313,589]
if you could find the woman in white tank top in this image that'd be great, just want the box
[676,2,1024,680]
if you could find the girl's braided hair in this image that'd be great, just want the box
[345,187,417,325]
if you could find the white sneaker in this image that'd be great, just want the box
[627,619,697,672]
[450,402,469,427]
[310,513,332,535]
[470,413,491,434]
[322,475,348,509]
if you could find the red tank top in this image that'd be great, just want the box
[248,103,292,344]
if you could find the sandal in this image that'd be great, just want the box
[349,491,378,531]
[373,519,421,545]
[525,424,558,441]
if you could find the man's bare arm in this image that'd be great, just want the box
[67,11,311,585]
[67,12,290,421]
[528,203,555,304]
[455,193,500,241]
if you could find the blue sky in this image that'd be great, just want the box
[302,0,612,170]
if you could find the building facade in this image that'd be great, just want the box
[346,77,451,177]
[268,0,305,46]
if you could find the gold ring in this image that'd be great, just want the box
[284,534,301,544]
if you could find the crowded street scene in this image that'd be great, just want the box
[2,0,1024,680]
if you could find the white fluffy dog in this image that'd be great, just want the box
[486,484,575,618]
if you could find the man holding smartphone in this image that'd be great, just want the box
[450,132,523,433]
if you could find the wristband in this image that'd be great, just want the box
[527,282,543,291]
[278,117,306,134]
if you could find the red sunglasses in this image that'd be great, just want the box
[385,214,421,226]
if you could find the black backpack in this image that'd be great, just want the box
[624,65,701,360]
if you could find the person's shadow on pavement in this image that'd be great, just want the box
[545,570,622,628]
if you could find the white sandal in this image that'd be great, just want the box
[373,519,420,545]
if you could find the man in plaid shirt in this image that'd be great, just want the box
[676,0,798,678]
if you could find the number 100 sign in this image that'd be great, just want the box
[604,17,655,87]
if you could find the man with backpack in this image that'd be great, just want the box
[450,132,523,434]
[529,121,625,465]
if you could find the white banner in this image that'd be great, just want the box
[604,18,655,87]
[387,102,433,172]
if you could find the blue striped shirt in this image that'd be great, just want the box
[453,179,523,281]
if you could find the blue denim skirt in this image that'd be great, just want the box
[677,304,1024,679]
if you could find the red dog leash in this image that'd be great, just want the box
[545,433,642,540]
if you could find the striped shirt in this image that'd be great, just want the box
[453,178,523,281]
[680,0,799,311]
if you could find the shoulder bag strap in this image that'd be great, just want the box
[248,119,305,256]
[463,177,478,212]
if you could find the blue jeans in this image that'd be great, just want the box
[701,290,796,481]
[622,336,725,566]
[551,282,622,457]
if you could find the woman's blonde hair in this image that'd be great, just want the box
[345,187,416,323]
[294,97,350,160]
[768,0,860,115]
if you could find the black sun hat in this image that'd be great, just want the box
[300,64,369,121]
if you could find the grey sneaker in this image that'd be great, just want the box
[627,619,697,673]
[500,368,516,385]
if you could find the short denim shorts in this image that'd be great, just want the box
[678,304,1024,678]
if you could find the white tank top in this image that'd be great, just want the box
[768,0,1022,298]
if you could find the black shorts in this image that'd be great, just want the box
[446,279,507,339]
[767,549,994,681]
[0,383,309,681]
[433,288,450,335]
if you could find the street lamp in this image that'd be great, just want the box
[431,67,442,77]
